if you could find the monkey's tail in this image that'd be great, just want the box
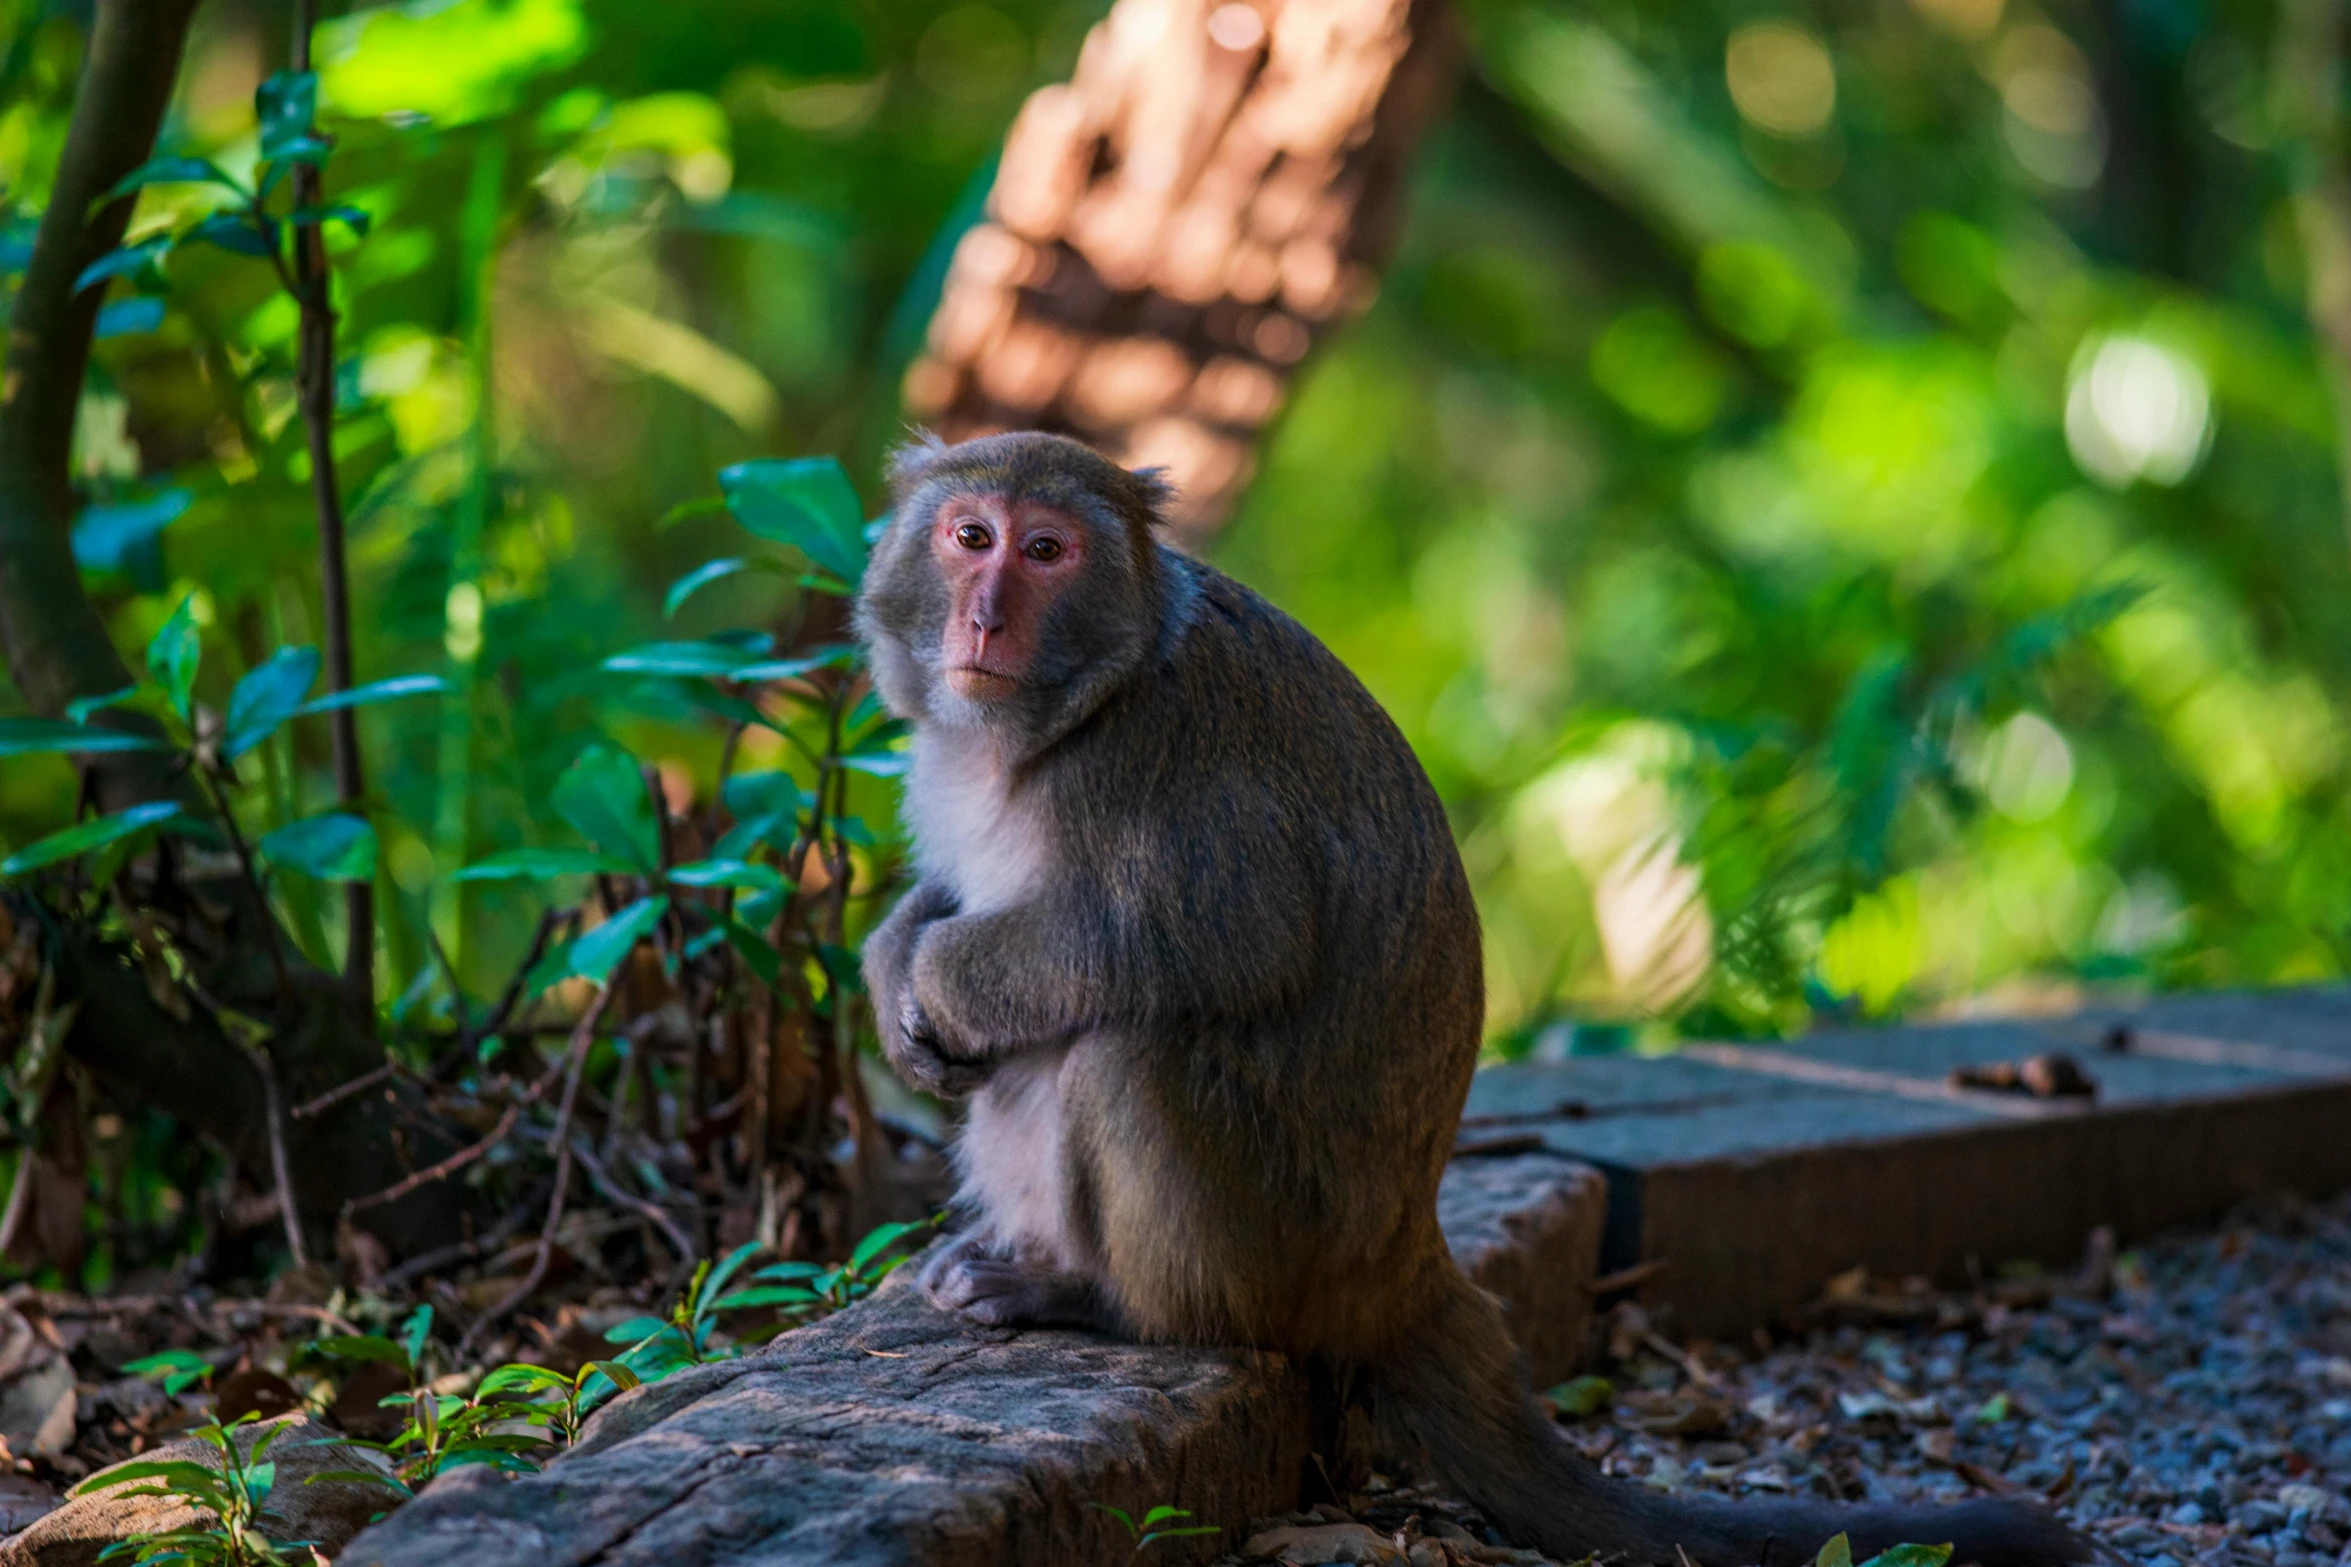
[1368,1269,2095,1567]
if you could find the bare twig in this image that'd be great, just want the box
[254,1051,309,1268]
[341,1035,576,1215]
[459,981,614,1355]
[569,1138,694,1267]
[442,907,570,1077]
[342,1102,518,1217]
[290,1060,400,1121]
[375,1196,536,1292]
[1583,1257,1672,1297]
[1642,1329,1723,1391]
[286,0,373,1007]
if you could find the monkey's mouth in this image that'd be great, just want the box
[948,663,1020,695]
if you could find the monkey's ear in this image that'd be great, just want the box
[1126,465,1176,525]
[885,429,952,498]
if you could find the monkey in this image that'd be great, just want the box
[854,430,2089,1567]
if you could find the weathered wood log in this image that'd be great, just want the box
[907,0,1459,541]
[341,1153,1605,1567]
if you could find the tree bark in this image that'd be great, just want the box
[0,0,461,1259]
[904,0,1458,542]
[0,0,197,741]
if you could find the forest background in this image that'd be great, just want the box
[3,0,2349,1294]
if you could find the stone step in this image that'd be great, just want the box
[341,1152,1606,1567]
[1465,984,2351,1339]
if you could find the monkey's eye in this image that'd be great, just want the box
[1023,535,1064,562]
[952,520,992,551]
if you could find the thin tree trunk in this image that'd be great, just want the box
[0,0,199,748]
[0,0,464,1258]
[286,0,375,1008]
[905,0,1458,542]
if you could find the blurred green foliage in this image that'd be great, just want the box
[1221,0,2351,1042]
[6,0,2351,1075]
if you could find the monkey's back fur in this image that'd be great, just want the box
[1022,561,1481,1358]
[859,432,2091,1567]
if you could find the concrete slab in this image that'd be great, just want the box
[1467,986,2351,1339]
[342,1150,1608,1567]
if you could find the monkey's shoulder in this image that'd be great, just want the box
[1054,557,1449,847]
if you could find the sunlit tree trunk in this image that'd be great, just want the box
[905,0,1458,542]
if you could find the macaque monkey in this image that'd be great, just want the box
[855,431,2086,1567]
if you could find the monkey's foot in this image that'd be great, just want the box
[924,1245,1113,1332]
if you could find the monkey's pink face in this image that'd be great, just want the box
[928,494,1086,699]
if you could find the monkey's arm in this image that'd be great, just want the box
[908,820,1318,1053]
[864,880,989,1097]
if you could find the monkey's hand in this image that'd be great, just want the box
[907,903,1090,1067]
[881,990,994,1099]
[867,882,990,1097]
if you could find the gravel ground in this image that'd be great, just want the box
[1233,1193,2351,1567]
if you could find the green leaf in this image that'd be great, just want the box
[476,1364,568,1397]
[839,752,909,778]
[712,914,780,985]
[719,458,868,587]
[123,1350,212,1381]
[1544,1375,1617,1417]
[94,156,244,209]
[73,236,171,295]
[256,70,320,163]
[561,896,667,985]
[731,643,860,683]
[64,686,143,725]
[667,858,783,892]
[663,557,790,619]
[705,1285,818,1311]
[1140,1525,1222,1544]
[291,674,446,716]
[399,1304,433,1371]
[1815,1533,1855,1567]
[302,1467,410,1496]
[1141,1506,1192,1528]
[847,1217,932,1273]
[260,813,377,882]
[602,640,762,679]
[451,847,636,882]
[3,803,184,879]
[75,1459,224,1498]
[552,743,658,868]
[188,211,277,259]
[146,595,202,721]
[601,1316,669,1345]
[655,496,729,531]
[307,1335,409,1367]
[722,771,810,820]
[73,489,191,574]
[1857,1547,1953,1567]
[0,717,171,757]
[94,296,166,340]
[703,1241,765,1302]
[224,647,321,761]
[582,1359,641,1393]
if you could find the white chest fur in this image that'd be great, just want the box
[903,728,1049,915]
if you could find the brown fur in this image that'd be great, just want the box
[856,431,2092,1567]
